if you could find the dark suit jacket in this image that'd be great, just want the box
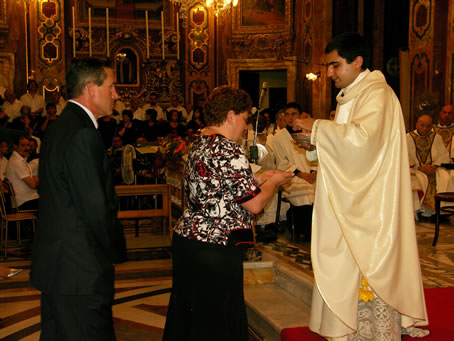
[31,101,126,295]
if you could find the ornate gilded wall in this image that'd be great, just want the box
[408,0,435,129]
[28,0,66,97]
[448,0,454,104]
[184,3,213,108]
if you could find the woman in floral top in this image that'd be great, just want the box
[163,86,292,341]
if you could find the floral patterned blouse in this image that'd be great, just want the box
[173,134,261,246]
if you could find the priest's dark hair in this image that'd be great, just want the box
[325,32,371,70]
[66,58,112,99]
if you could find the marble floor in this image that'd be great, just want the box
[1,220,453,340]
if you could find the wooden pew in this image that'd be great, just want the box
[115,184,172,237]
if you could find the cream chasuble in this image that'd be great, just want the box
[309,70,428,338]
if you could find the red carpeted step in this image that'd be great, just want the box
[280,287,454,341]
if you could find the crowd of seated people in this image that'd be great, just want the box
[95,93,206,186]
[408,104,454,221]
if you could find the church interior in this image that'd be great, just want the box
[2,0,454,340]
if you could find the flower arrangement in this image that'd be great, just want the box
[158,136,190,162]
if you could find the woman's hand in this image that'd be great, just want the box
[256,170,287,185]
[267,170,293,187]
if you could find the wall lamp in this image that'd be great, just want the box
[305,71,321,81]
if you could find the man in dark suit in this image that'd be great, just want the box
[31,58,126,340]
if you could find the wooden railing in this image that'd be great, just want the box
[115,184,172,237]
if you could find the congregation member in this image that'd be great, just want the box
[328,109,336,120]
[45,89,66,116]
[31,57,126,340]
[3,88,23,122]
[27,137,40,177]
[274,109,287,131]
[7,105,32,131]
[295,32,428,340]
[143,91,166,121]
[407,114,454,218]
[260,108,276,136]
[0,139,8,192]
[98,114,119,149]
[162,109,186,138]
[185,96,207,122]
[38,103,59,137]
[129,95,146,121]
[186,105,205,136]
[142,108,160,142]
[20,80,45,118]
[163,85,292,341]
[117,109,140,145]
[433,103,454,157]
[5,135,39,210]
[113,97,126,123]
[271,102,316,242]
[166,94,188,121]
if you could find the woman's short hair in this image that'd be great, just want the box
[145,109,158,122]
[122,109,133,120]
[167,109,181,122]
[204,86,252,126]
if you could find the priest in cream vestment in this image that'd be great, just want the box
[295,33,428,340]
[407,114,454,217]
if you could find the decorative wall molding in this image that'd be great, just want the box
[0,52,14,89]
[226,57,297,103]
[0,0,7,47]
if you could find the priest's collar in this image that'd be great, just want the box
[340,69,370,97]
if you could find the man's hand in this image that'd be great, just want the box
[298,171,317,184]
[293,118,315,132]
[297,141,316,151]
[418,165,437,174]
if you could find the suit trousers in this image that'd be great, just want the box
[39,292,115,341]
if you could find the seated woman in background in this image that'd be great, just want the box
[186,105,205,134]
[117,109,140,145]
[142,109,160,142]
[163,85,292,341]
[186,105,205,141]
[161,109,186,138]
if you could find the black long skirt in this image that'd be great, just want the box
[163,233,249,341]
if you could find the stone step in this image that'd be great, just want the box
[244,261,314,341]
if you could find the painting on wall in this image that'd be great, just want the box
[241,0,285,26]
[232,0,292,35]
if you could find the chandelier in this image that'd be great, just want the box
[170,0,238,18]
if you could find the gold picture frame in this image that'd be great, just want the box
[232,0,293,35]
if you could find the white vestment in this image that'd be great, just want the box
[309,70,428,338]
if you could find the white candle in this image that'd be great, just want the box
[176,12,180,60]
[72,7,76,58]
[145,10,150,59]
[161,11,165,60]
[106,8,109,57]
[88,8,92,56]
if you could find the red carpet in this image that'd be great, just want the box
[280,287,454,340]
